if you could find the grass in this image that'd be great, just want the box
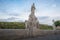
[0,22,53,30]
[40,24,53,30]
[0,22,25,29]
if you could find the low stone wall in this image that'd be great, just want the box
[0,29,29,39]
[0,29,60,39]
[33,29,60,36]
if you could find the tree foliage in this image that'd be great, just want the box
[54,20,60,27]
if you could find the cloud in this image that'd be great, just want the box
[0,17,24,22]
[38,16,49,20]
[0,0,60,25]
[0,17,16,22]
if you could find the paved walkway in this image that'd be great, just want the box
[0,34,60,40]
[0,29,60,40]
[20,34,60,40]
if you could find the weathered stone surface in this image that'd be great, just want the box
[25,3,39,29]
[0,29,60,40]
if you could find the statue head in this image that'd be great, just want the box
[31,3,35,11]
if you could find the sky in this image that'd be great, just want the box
[0,0,60,25]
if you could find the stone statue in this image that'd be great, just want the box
[25,3,39,29]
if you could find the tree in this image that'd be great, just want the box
[54,20,60,27]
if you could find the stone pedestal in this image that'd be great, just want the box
[25,3,39,37]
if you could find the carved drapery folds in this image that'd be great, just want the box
[25,3,39,29]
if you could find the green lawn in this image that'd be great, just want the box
[40,24,53,30]
[0,22,25,29]
[0,22,53,30]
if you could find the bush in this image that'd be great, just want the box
[40,24,53,30]
[54,20,60,27]
[0,22,25,29]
